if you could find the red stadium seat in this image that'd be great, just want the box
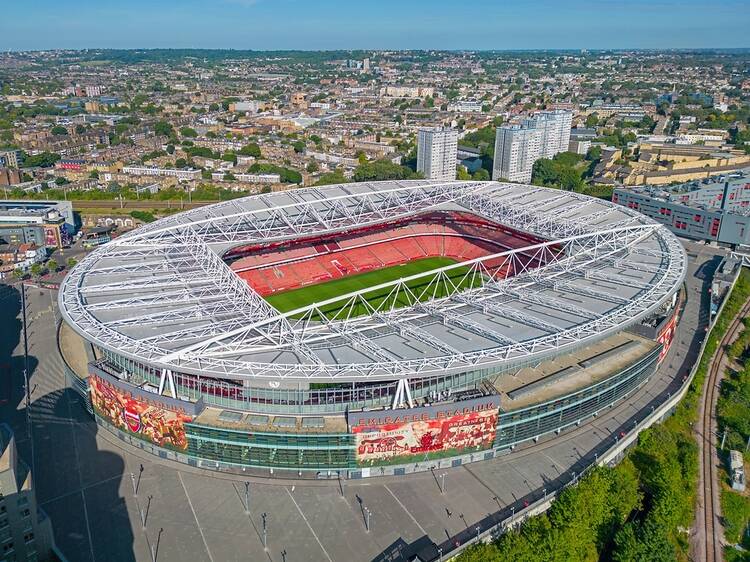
[231,211,549,295]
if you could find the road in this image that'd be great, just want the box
[0,242,724,562]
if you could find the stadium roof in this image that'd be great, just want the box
[59,180,687,382]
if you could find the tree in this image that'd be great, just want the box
[130,210,156,223]
[352,160,420,182]
[238,143,261,158]
[314,170,349,186]
[47,259,58,273]
[89,169,99,179]
[51,125,68,135]
[586,145,602,162]
[248,163,302,184]
[166,144,175,154]
[153,120,174,137]
[531,153,586,191]
[12,268,24,280]
[66,258,78,268]
[457,166,471,180]
[221,152,238,165]
[175,158,188,168]
[306,161,319,173]
[30,263,43,278]
[472,168,490,181]
[292,140,305,153]
[74,124,86,135]
[180,126,198,138]
[22,152,61,168]
[585,113,599,128]
[531,158,559,186]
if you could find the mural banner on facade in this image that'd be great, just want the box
[89,374,192,451]
[349,396,500,467]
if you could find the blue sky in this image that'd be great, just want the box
[2,0,749,51]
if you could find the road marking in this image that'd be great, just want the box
[62,376,96,562]
[40,474,123,507]
[286,487,334,562]
[80,490,97,562]
[178,472,215,562]
[384,485,427,535]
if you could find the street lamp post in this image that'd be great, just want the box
[244,482,250,514]
[262,512,267,550]
[440,473,446,494]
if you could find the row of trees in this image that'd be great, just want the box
[459,423,695,562]
[531,152,588,191]
[13,257,78,280]
[313,159,423,186]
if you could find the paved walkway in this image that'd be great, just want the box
[0,242,724,562]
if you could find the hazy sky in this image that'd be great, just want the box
[2,0,749,51]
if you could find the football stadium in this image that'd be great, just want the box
[59,180,687,477]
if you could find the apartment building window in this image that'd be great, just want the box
[20,509,30,519]
[23,532,34,544]
[2,541,14,553]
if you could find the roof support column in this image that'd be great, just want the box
[158,368,177,399]
[392,378,414,409]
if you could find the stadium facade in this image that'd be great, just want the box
[59,180,687,478]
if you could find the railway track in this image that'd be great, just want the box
[70,199,219,211]
[700,299,750,562]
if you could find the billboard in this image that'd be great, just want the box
[89,374,193,451]
[349,397,500,467]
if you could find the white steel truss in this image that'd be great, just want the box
[58,180,687,382]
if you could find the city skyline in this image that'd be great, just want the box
[2,0,749,51]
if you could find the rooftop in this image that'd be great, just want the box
[58,180,686,383]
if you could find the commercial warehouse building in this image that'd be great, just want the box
[613,170,750,246]
[0,200,75,249]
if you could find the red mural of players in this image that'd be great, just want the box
[657,311,679,362]
[89,374,192,451]
[353,408,498,467]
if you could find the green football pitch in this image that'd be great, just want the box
[264,256,481,319]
